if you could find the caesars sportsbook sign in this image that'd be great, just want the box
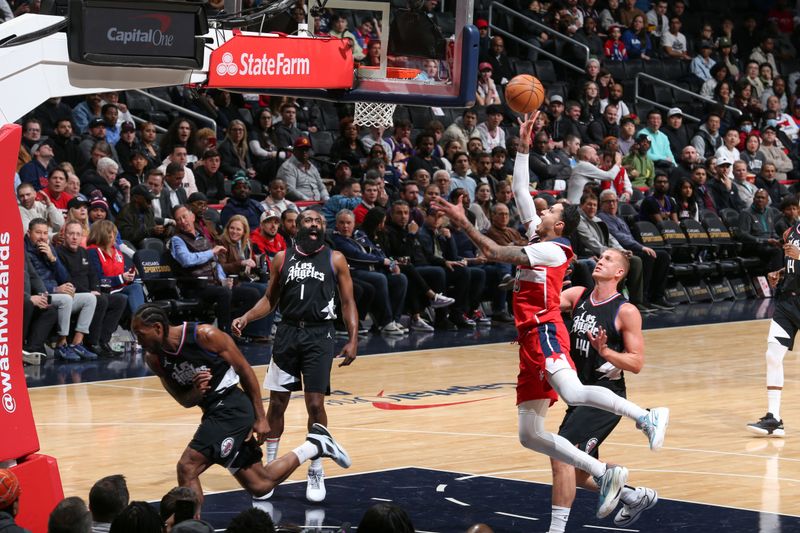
[208,34,354,89]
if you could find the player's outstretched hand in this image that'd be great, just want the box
[516,111,541,152]
[431,196,468,228]
[252,416,269,444]
[231,316,248,337]
[338,341,358,367]
[586,327,608,355]
[193,370,212,394]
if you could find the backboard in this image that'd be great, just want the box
[244,0,479,108]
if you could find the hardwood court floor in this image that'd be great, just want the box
[29,320,800,517]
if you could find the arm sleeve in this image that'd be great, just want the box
[585,163,620,181]
[46,202,64,231]
[513,153,541,235]
[170,236,215,267]
[249,139,272,158]
[522,241,568,267]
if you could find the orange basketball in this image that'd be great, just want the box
[504,74,546,114]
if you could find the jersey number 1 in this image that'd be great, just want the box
[300,284,305,300]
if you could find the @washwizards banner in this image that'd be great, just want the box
[208,33,354,89]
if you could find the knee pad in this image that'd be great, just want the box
[766,342,787,388]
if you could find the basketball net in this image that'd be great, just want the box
[354,101,397,129]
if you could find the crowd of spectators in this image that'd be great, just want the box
[13,0,800,360]
[0,467,493,533]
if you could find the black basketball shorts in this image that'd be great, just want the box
[557,385,626,459]
[768,297,800,349]
[265,322,335,394]
[189,388,262,471]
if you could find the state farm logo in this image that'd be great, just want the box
[214,51,311,77]
[324,382,515,409]
[2,393,14,414]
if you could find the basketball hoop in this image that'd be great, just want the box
[353,66,420,128]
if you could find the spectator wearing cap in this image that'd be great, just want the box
[691,40,716,82]
[638,109,675,168]
[475,18,490,54]
[0,468,29,533]
[481,36,513,88]
[716,36,740,79]
[587,103,621,146]
[18,182,63,236]
[738,188,783,271]
[250,207,287,260]
[661,16,691,60]
[622,133,655,188]
[690,113,723,162]
[262,177,297,215]
[115,121,140,174]
[40,166,73,215]
[330,159,354,195]
[475,62,501,106]
[79,117,119,165]
[276,136,329,202]
[18,138,55,191]
[567,145,622,204]
[220,172,266,230]
[88,196,110,225]
[187,192,221,245]
[442,109,479,152]
[661,108,690,159]
[193,149,226,204]
[708,155,745,211]
[81,157,130,215]
[116,184,163,247]
[476,106,506,153]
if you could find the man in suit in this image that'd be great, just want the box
[573,192,646,312]
[162,162,189,215]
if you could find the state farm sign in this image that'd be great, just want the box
[208,34,354,89]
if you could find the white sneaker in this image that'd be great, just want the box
[381,322,405,336]
[595,465,628,519]
[614,487,658,527]
[306,423,352,468]
[306,467,326,502]
[431,292,455,308]
[637,407,670,451]
[395,320,409,333]
[411,317,435,331]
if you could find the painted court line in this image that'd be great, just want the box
[494,511,539,521]
[582,525,639,532]
[436,484,447,492]
[445,497,470,507]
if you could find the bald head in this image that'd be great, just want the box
[578,145,596,162]
[466,524,494,533]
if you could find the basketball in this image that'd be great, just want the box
[504,74,546,114]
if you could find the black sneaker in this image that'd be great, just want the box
[306,423,351,468]
[434,318,458,331]
[90,344,113,358]
[747,412,785,437]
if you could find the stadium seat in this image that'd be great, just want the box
[624,59,645,78]
[248,179,266,201]
[533,60,558,84]
[604,62,625,82]
[653,86,673,105]
[310,131,334,157]
[409,107,434,127]
[140,238,165,254]
[513,59,535,76]
[642,59,665,79]
[617,202,638,226]
[632,221,669,251]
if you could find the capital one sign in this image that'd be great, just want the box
[208,34,354,89]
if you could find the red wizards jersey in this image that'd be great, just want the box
[512,238,574,331]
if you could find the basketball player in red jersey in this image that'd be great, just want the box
[433,114,669,520]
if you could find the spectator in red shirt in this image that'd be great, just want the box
[39,166,73,215]
[354,178,381,226]
[604,25,628,61]
[250,207,287,260]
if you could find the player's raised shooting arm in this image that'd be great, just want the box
[144,352,203,408]
[598,302,644,374]
[196,325,267,422]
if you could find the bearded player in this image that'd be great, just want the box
[433,114,669,519]
[233,208,358,503]
[131,304,351,504]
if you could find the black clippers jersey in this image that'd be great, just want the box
[781,222,800,294]
[279,245,337,322]
[569,290,627,391]
[158,323,240,408]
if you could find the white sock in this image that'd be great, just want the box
[292,442,319,464]
[266,438,280,463]
[768,390,782,420]
[620,486,639,505]
[309,458,323,472]
[548,506,570,533]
